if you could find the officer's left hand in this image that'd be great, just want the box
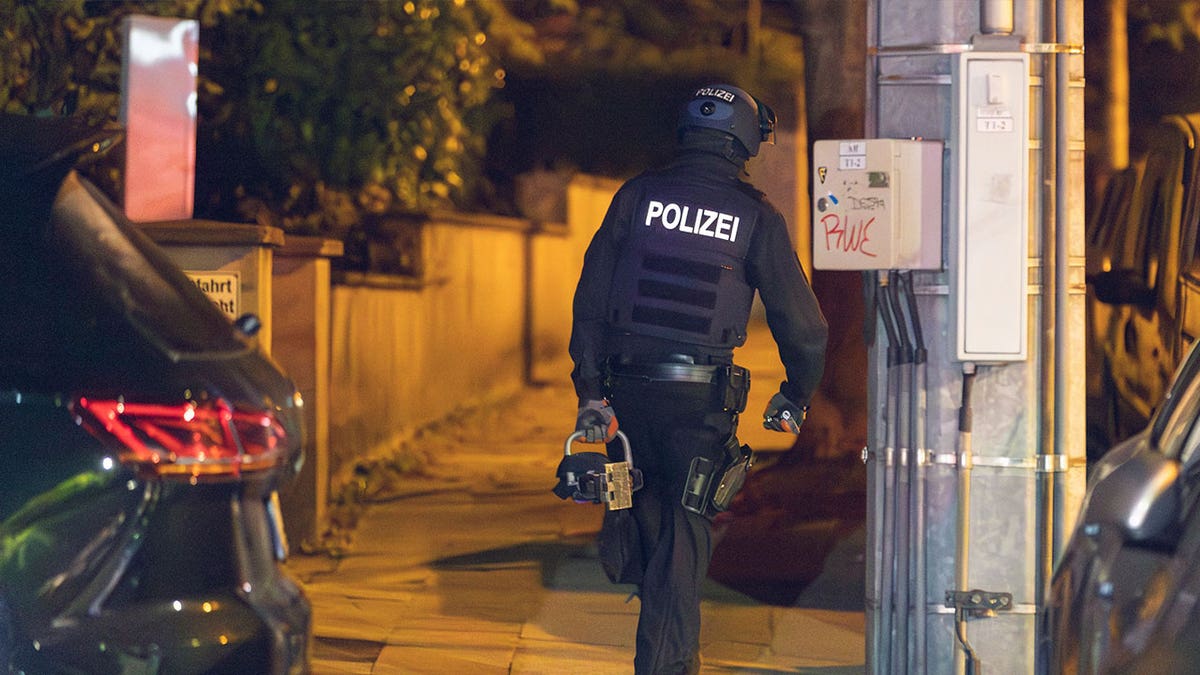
[576,398,618,443]
[762,392,805,434]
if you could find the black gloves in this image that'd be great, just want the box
[762,391,806,434]
[576,398,618,443]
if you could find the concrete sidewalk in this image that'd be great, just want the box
[287,321,867,673]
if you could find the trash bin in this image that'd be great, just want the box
[137,219,284,352]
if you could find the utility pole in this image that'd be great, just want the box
[1107,0,1129,172]
[745,0,762,68]
[812,1,1087,672]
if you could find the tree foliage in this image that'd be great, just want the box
[0,0,503,244]
[481,0,807,183]
[1131,0,1200,51]
[494,0,804,86]
[0,1,259,194]
[0,0,805,269]
[198,0,502,238]
[1128,0,1200,120]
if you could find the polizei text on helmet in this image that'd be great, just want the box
[644,200,740,242]
[695,87,736,102]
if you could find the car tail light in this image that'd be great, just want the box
[71,397,286,480]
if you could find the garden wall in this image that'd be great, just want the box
[326,175,621,483]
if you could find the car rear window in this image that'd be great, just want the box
[0,172,249,389]
[60,176,248,357]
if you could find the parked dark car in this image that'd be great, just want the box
[1087,113,1200,458]
[1045,338,1200,673]
[0,112,310,672]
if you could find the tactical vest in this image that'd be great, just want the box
[606,180,758,349]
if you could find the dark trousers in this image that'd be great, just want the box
[603,375,736,675]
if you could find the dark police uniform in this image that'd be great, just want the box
[569,128,828,673]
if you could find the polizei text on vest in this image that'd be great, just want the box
[644,200,741,242]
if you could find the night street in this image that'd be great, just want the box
[3,1,1184,671]
[287,320,867,673]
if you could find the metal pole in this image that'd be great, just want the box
[887,274,913,674]
[1107,0,1129,171]
[864,0,880,138]
[1050,0,1072,654]
[877,271,903,675]
[980,0,1015,34]
[1036,2,1062,671]
[901,271,928,674]
[865,272,883,673]
[1054,0,1072,524]
[956,363,979,675]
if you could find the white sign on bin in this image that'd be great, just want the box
[186,271,240,320]
[811,138,943,271]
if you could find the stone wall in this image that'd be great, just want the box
[326,175,620,483]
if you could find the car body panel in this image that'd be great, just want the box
[0,112,311,673]
[1088,114,1200,456]
[1047,340,1200,673]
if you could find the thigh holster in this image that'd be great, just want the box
[681,435,754,518]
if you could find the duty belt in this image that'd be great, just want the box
[606,360,725,384]
[606,358,751,414]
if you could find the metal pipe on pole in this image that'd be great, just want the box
[861,6,882,669]
[981,0,1016,35]
[1035,2,1066,671]
[1050,0,1073,661]
[955,363,979,675]
[864,274,884,673]
[876,271,903,675]
[900,270,928,673]
[886,273,914,674]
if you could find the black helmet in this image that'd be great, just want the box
[678,84,776,157]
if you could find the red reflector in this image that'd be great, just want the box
[71,397,285,479]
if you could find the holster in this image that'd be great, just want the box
[681,434,754,518]
[718,365,751,414]
[712,442,754,512]
[600,357,753,517]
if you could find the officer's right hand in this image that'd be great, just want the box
[762,392,805,434]
[576,398,618,443]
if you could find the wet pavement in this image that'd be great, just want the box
[286,321,867,673]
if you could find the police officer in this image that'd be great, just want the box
[568,84,829,674]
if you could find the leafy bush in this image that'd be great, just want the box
[0,0,256,195]
[197,0,503,242]
[483,0,807,186]
[1,0,502,252]
[0,0,806,271]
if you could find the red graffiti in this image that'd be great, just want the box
[821,213,877,258]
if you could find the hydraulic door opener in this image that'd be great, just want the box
[553,430,643,510]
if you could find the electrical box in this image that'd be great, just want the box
[811,138,943,270]
[951,52,1029,362]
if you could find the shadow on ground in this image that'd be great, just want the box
[709,455,867,609]
[423,454,869,614]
